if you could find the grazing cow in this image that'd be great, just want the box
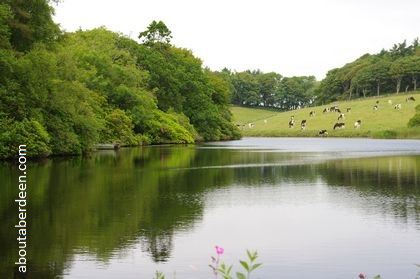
[337,113,345,120]
[333,122,345,129]
[388,99,393,105]
[323,108,330,113]
[319,129,328,136]
[301,119,307,130]
[406,96,416,102]
[335,108,341,113]
[288,116,295,128]
[354,120,361,128]
[309,111,316,117]
[330,106,338,112]
[373,104,378,110]
[346,108,351,113]
[248,123,254,128]
[394,104,401,110]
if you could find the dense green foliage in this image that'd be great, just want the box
[0,4,239,158]
[316,39,420,104]
[227,69,317,110]
[408,104,420,127]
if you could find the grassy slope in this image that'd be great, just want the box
[231,92,420,138]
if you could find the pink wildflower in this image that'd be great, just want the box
[358,273,366,279]
[215,245,224,255]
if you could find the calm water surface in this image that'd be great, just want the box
[1,138,420,279]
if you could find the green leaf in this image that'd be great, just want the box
[236,272,247,279]
[251,263,262,271]
[246,250,258,262]
[246,250,252,261]
[239,260,250,272]
[372,275,382,279]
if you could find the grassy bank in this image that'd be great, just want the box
[231,92,420,139]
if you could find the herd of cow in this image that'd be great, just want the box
[239,96,416,136]
[290,96,416,136]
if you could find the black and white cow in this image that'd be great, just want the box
[346,108,351,113]
[288,116,295,128]
[406,96,416,102]
[309,111,316,117]
[318,129,328,136]
[333,122,345,130]
[354,120,361,128]
[394,104,401,110]
[301,119,307,130]
[337,113,345,120]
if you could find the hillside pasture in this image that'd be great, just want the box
[231,92,420,138]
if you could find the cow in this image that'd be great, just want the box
[301,119,307,130]
[330,106,338,112]
[323,108,330,113]
[354,120,361,129]
[333,122,345,129]
[406,96,416,102]
[248,123,254,128]
[337,113,345,120]
[373,104,378,110]
[388,100,393,105]
[288,116,295,128]
[346,108,351,113]
[335,108,341,113]
[309,111,316,117]
[319,129,328,136]
[394,104,401,110]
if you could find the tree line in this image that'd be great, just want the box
[224,39,420,109]
[316,39,420,104]
[0,1,240,158]
[225,70,317,110]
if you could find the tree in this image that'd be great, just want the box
[405,56,420,91]
[5,0,60,52]
[138,20,172,47]
[389,58,409,94]
[0,3,12,49]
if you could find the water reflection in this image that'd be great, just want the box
[0,141,419,278]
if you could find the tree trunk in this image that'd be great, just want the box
[377,82,380,96]
[414,76,417,91]
[396,78,401,94]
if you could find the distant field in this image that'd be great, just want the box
[231,92,420,139]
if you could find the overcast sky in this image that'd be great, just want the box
[53,0,419,80]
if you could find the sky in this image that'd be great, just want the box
[53,0,420,80]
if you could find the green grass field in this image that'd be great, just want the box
[231,92,420,139]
